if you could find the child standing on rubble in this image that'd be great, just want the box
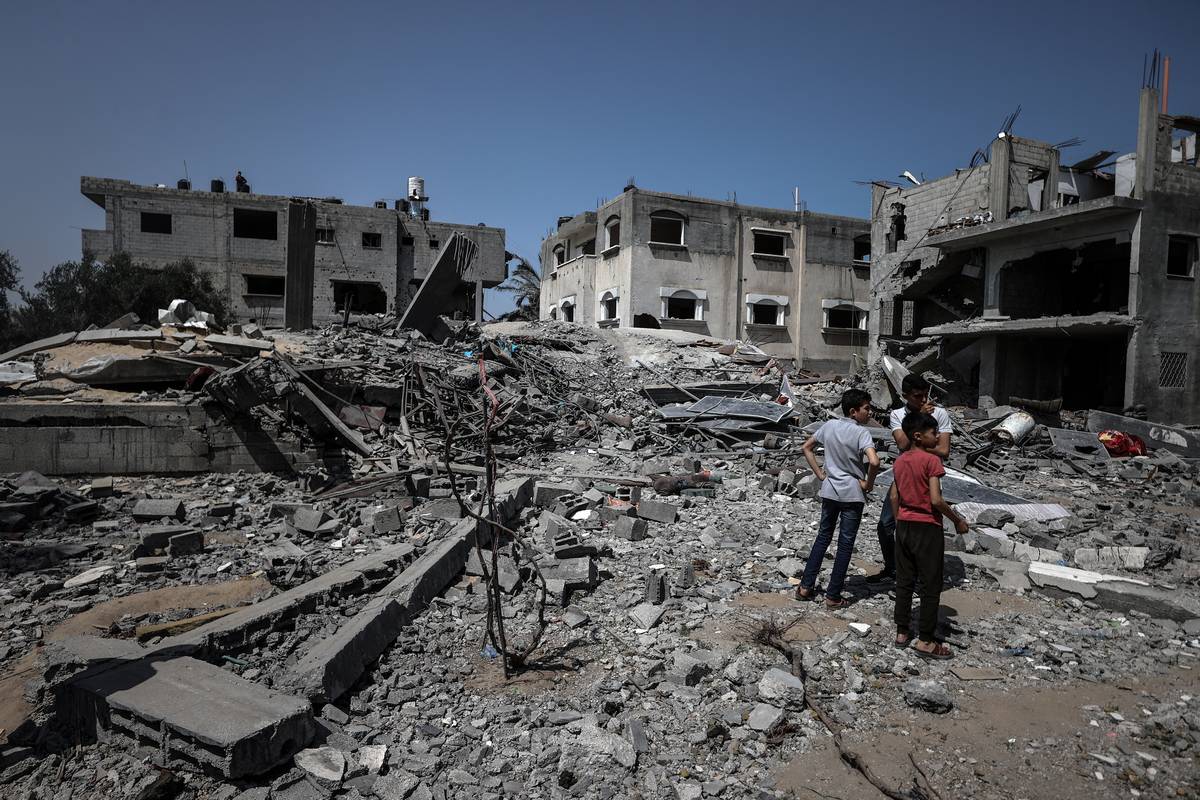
[796,388,880,609]
[889,412,969,659]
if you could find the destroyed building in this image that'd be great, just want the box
[869,87,1200,423]
[80,176,509,327]
[539,187,871,372]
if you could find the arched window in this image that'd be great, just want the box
[599,289,619,321]
[745,294,787,326]
[560,295,576,323]
[821,299,869,331]
[649,210,685,245]
[659,287,705,320]
[553,243,566,266]
[604,216,621,251]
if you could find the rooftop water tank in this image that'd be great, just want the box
[408,176,425,200]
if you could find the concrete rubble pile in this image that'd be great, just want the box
[0,319,1197,800]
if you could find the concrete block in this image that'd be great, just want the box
[292,506,328,534]
[168,530,205,557]
[364,505,404,534]
[132,499,185,522]
[533,482,572,508]
[613,516,648,541]
[66,656,314,778]
[636,499,677,524]
[136,556,169,573]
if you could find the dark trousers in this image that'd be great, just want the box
[876,495,896,573]
[800,499,864,600]
[893,520,945,641]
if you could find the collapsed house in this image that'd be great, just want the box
[80,176,509,327]
[539,187,871,373]
[869,87,1200,424]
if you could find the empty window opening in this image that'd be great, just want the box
[886,203,906,254]
[233,208,277,240]
[600,294,618,320]
[316,227,335,244]
[633,313,660,329]
[553,244,566,266]
[429,239,440,249]
[666,296,697,320]
[1167,235,1197,278]
[649,212,685,245]
[580,239,596,256]
[362,232,382,249]
[1160,351,1188,389]
[140,212,172,235]
[751,302,781,325]
[549,307,557,320]
[604,217,621,250]
[998,334,1128,411]
[401,235,414,246]
[332,281,387,314]
[825,306,865,330]
[753,231,787,257]
[244,275,285,296]
[853,234,871,263]
[561,302,575,323]
[998,239,1131,319]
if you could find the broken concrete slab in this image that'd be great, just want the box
[1073,546,1150,571]
[75,328,164,345]
[1086,410,1200,456]
[1027,561,1200,621]
[0,331,78,362]
[1047,428,1111,461]
[203,334,276,357]
[157,544,415,657]
[396,232,479,338]
[65,656,315,778]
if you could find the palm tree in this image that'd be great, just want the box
[497,255,541,319]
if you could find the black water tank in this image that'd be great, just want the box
[211,179,225,193]
[177,178,192,190]
[419,208,430,221]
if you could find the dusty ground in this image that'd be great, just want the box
[778,668,1197,800]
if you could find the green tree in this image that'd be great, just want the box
[0,250,19,351]
[496,255,541,320]
[10,252,231,345]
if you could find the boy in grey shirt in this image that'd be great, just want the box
[796,388,880,608]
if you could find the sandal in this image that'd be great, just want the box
[894,630,912,648]
[795,586,817,601]
[824,596,850,610]
[913,640,953,660]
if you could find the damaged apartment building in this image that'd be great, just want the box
[80,176,508,326]
[869,87,1200,424]
[539,187,871,373]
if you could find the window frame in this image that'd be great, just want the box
[821,299,869,333]
[603,216,621,253]
[243,274,286,297]
[598,289,620,322]
[1167,234,1197,279]
[232,207,278,241]
[553,243,566,266]
[751,229,788,259]
[648,211,686,247]
[361,231,382,250]
[315,227,336,245]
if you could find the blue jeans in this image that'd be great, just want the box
[877,494,896,574]
[800,498,865,600]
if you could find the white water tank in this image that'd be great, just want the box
[408,176,425,200]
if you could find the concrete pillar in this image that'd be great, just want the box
[988,137,1011,220]
[285,201,315,330]
[1134,88,1159,200]
[1041,148,1059,212]
[474,280,484,323]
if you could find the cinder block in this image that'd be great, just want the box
[132,498,186,522]
[637,499,677,524]
[613,516,648,541]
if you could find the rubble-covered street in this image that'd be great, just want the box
[1,317,1197,800]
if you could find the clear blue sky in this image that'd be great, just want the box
[2,0,1197,315]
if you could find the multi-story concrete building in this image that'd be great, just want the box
[81,176,508,325]
[868,88,1200,423]
[539,188,871,373]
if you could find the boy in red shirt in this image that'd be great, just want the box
[888,412,968,659]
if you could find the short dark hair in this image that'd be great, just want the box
[901,411,938,441]
[840,388,872,416]
[901,374,930,395]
